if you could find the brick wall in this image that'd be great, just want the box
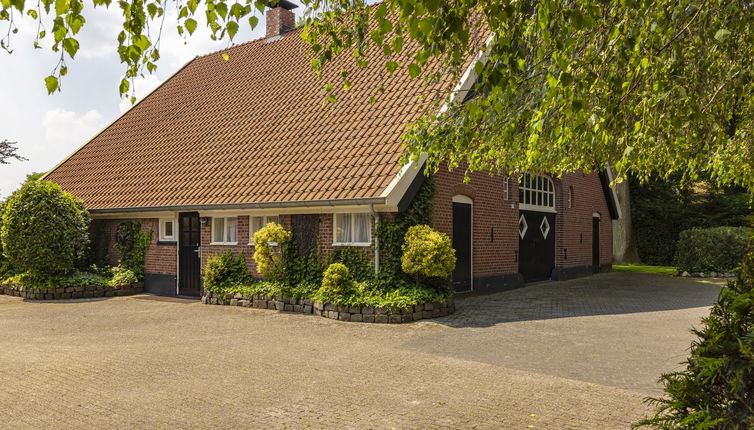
[92,218,176,275]
[553,173,613,268]
[431,164,614,280]
[200,214,375,277]
[432,164,519,278]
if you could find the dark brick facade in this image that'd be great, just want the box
[431,165,613,290]
[91,169,613,295]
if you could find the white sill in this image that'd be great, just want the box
[247,242,279,247]
[332,242,372,247]
[209,242,238,246]
[160,237,175,241]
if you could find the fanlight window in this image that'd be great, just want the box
[518,173,555,210]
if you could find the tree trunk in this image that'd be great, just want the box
[612,180,641,264]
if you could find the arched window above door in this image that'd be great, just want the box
[518,173,556,212]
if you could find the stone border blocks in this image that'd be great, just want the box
[0,281,145,300]
[202,291,455,324]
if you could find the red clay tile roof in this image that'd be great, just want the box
[44,28,442,211]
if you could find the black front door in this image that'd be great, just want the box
[519,210,556,282]
[178,212,201,296]
[452,202,472,292]
[592,216,601,273]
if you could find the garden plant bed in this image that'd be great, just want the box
[0,281,144,300]
[201,290,455,323]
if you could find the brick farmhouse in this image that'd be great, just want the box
[44,3,620,296]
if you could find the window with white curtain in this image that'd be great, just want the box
[334,213,371,245]
[211,217,238,244]
[249,215,280,244]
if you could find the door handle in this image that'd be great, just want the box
[193,247,201,254]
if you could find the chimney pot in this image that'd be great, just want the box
[266,1,298,38]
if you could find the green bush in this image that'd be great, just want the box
[6,270,109,289]
[252,222,292,281]
[638,240,754,429]
[1,180,90,277]
[108,265,139,286]
[630,176,752,265]
[114,221,152,279]
[327,246,373,282]
[348,281,452,309]
[203,251,251,293]
[674,226,751,273]
[401,225,456,284]
[0,199,8,275]
[314,263,354,304]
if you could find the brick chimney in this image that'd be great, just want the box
[266,0,298,38]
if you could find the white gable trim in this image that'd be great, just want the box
[381,35,495,210]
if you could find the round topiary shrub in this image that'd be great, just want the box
[0,180,90,277]
[401,225,456,285]
[315,262,354,304]
[252,222,292,281]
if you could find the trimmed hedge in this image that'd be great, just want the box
[674,227,751,273]
[1,181,89,276]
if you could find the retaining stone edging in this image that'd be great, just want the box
[0,281,144,300]
[201,291,455,323]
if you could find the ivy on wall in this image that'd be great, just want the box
[375,176,436,285]
[114,221,152,279]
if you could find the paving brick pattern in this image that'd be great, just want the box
[0,272,721,429]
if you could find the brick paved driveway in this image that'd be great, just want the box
[0,272,721,429]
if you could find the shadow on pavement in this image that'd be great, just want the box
[433,271,723,328]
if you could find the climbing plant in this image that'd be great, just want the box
[374,175,436,284]
[114,221,152,279]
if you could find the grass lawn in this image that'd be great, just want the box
[613,264,678,276]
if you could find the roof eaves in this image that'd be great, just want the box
[89,196,387,214]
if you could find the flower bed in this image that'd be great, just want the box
[201,290,455,323]
[0,280,144,300]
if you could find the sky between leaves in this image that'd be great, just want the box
[0,0,284,197]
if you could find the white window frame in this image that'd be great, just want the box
[159,218,176,241]
[503,177,510,201]
[210,217,238,245]
[248,215,281,246]
[332,213,372,247]
[518,173,557,213]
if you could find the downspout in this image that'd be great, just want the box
[368,203,380,274]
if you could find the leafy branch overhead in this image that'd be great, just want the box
[1,0,271,100]
[302,0,754,191]
[2,0,753,190]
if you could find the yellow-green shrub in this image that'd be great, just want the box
[314,263,354,304]
[252,222,292,281]
[401,225,456,282]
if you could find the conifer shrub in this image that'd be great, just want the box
[638,238,754,429]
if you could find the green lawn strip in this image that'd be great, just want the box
[613,264,678,276]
